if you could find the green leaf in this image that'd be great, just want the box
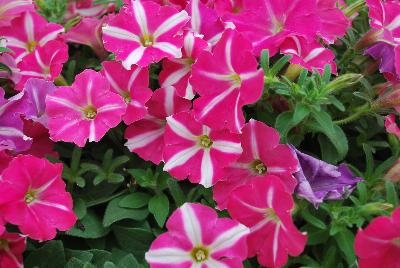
[66,210,110,238]
[385,180,399,206]
[270,54,292,76]
[116,254,140,268]
[127,168,155,188]
[74,198,87,220]
[260,49,270,73]
[119,192,151,208]
[167,179,186,206]
[148,193,170,227]
[334,228,356,265]
[0,46,13,53]
[25,240,66,268]
[0,62,12,75]
[113,225,154,259]
[103,196,149,227]
[301,210,327,229]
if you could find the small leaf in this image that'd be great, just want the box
[301,210,327,229]
[119,192,151,209]
[103,196,149,227]
[66,210,110,239]
[334,228,356,265]
[148,193,170,227]
[25,241,66,268]
[385,180,398,206]
[74,198,87,220]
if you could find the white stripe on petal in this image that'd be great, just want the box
[122,46,146,70]
[34,50,47,70]
[97,103,124,113]
[132,0,149,35]
[153,11,189,38]
[272,224,280,265]
[387,14,400,31]
[125,128,164,150]
[163,146,200,171]
[184,32,195,57]
[212,140,242,154]
[24,12,34,42]
[198,86,236,118]
[166,116,197,141]
[240,70,263,81]
[46,96,82,111]
[145,248,191,264]
[103,69,125,95]
[180,203,202,246]
[250,218,271,233]
[38,28,64,46]
[153,42,182,58]
[164,86,175,116]
[209,224,249,252]
[127,67,142,89]
[190,0,201,33]
[303,48,325,62]
[4,37,26,49]
[266,186,274,208]
[33,200,69,211]
[249,120,260,159]
[225,36,234,72]
[161,66,191,87]
[88,120,96,142]
[198,71,232,81]
[4,249,23,268]
[200,149,213,188]
[0,127,30,139]
[204,259,230,268]
[102,25,140,42]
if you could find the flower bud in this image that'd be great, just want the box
[324,73,363,93]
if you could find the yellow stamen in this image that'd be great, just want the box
[191,246,209,263]
[198,135,213,148]
[83,105,97,119]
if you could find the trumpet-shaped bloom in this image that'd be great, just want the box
[227,177,307,268]
[0,231,26,268]
[220,0,319,55]
[145,203,250,268]
[213,119,298,209]
[64,17,107,59]
[16,40,68,91]
[0,0,33,27]
[159,31,209,99]
[46,69,126,147]
[0,155,77,241]
[191,29,264,133]
[0,11,64,62]
[102,0,189,68]
[125,86,191,164]
[185,0,226,44]
[355,207,400,268]
[101,61,152,124]
[280,35,337,74]
[163,111,242,188]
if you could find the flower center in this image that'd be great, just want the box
[0,239,8,250]
[27,40,37,52]
[140,34,154,47]
[191,246,209,263]
[271,20,284,35]
[83,105,97,119]
[24,189,37,204]
[392,237,400,247]
[229,73,241,86]
[122,92,131,104]
[198,135,213,148]
[251,159,267,175]
[265,208,280,222]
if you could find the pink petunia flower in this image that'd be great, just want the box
[213,119,299,209]
[64,0,115,20]
[227,177,307,268]
[219,0,320,55]
[0,0,33,27]
[64,17,108,59]
[102,0,189,68]
[385,114,400,138]
[0,11,64,62]
[163,110,242,188]
[145,203,250,267]
[280,35,337,74]
[15,40,68,91]
[101,60,152,124]
[159,31,209,99]
[0,155,77,241]
[22,120,58,158]
[0,150,12,174]
[0,231,26,268]
[355,207,400,268]
[124,86,191,164]
[185,0,226,45]
[46,69,126,147]
[191,29,264,133]
[140,0,188,10]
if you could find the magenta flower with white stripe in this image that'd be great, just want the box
[280,35,337,74]
[0,11,64,62]
[15,40,68,90]
[46,69,126,147]
[101,61,152,124]
[145,203,250,268]
[0,231,26,268]
[125,86,192,164]
[213,119,299,209]
[159,31,209,99]
[227,177,307,268]
[0,155,77,241]
[163,110,242,188]
[0,0,33,27]
[102,0,189,68]
[191,29,264,133]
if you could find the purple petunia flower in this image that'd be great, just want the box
[291,146,363,207]
[365,42,396,75]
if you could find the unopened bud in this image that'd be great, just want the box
[359,202,393,215]
[324,73,363,93]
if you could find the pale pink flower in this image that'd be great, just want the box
[228,177,307,268]
[0,155,77,241]
[102,0,189,68]
[213,119,299,209]
[280,35,337,74]
[191,29,264,133]
[185,0,226,44]
[145,203,249,268]
[0,0,33,27]
[219,0,320,55]
[159,31,209,99]
[163,111,242,188]
[15,40,68,91]
[101,60,152,124]
[0,11,64,62]
[0,231,26,268]
[46,69,126,147]
[125,86,191,164]
[64,17,107,59]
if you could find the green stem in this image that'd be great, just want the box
[334,103,371,125]
[86,189,129,207]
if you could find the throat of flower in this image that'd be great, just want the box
[251,159,267,175]
[229,73,241,86]
[0,239,9,250]
[191,246,209,263]
[83,105,97,120]
[27,40,37,52]
[122,92,131,104]
[265,208,280,222]
[140,34,154,47]
[271,20,284,35]
[392,237,400,247]
[25,189,37,205]
[198,135,213,148]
